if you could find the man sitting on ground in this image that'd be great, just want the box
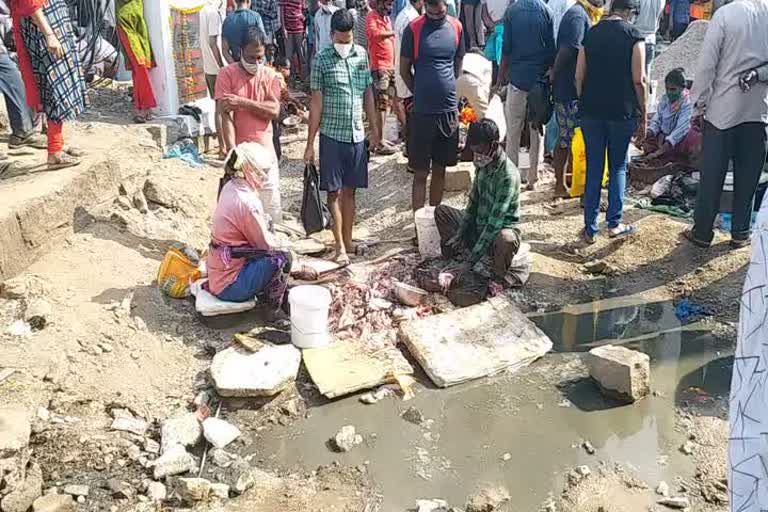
[434,118,523,286]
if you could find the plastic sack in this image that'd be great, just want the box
[651,175,674,199]
[526,77,553,127]
[300,163,333,235]
[570,127,609,198]
[485,94,507,142]
[157,247,202,298]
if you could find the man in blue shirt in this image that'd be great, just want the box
[497,0,555,190]
[400,0,465,211]
[222,0,267,63]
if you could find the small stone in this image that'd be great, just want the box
[153,445,197,480]
[126,444,141,460]
[115,196,133,211]
[416,499,448,512]
[232,467,281,495]
[75,497,84,504]
[110,416,148,436]
[210,448,239,468]
[99,343,113,353]
[279,399,300,417]
[32,495,76,512]
[171,478,211,502]
[24,299,51,331]
[657,497,690,509]
[359,386,395,405]
[583,260,611,275]
[161,413,202,453]
[333,425,363,452]
[144,438,160,454]
[401,406,425,425]
[656,481,670,497]
[107,480,133,500]
[1,463,43,512]
[209,483,230,499]
[576,465,591,477]
[582,441,596,455]
[1,278,27,299]
[501,453,512,462]
[62,485,89,497]
[110,408,132,420]
[202,418,241,449]
[466,486,511,512]
[132,192,149,214]
[36,407,50,422]
[146,482,167,502]
[680,441,695,455]
[585,345,651,402]
[143,179,176,209]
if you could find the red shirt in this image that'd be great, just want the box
[280,0,305,34]
[215,63,282,157]
[365,10,395,71]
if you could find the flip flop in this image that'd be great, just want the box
[608,224,638,239]
[47,153,81,171]
[334,252,351,267]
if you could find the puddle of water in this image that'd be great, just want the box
[251,301,733,511]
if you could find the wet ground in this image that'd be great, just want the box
[251,297,733,510]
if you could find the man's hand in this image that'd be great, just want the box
[303,143,315,164]
[220,94,244,112]
[739,69,759,92]
[369,130,381,150]
[447,234,463,254]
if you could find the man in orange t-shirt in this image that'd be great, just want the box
[366,0,398,154]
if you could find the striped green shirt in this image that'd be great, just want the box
[461,153,521,262]
[310,44,373,143]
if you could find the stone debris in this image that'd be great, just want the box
[0,406,31,454]
[279,399,301,417]
[656,481,670,497]
[466,486,511,512]
[402,406,425,425]
[585,345,650,402]
[32,495,76,512]
[210,345,302,397]
[209,483,230,499]
[333,425,363,452]
[582,441,596,455]
[210,448,239,469]
[107,480,133,500]
[359,386,396,404]
[132,192,149,214]
[1,278,27,299]
[576,466,591,477]
[24,299,51,331]
[110,416,149,436]
[146,482,167,502]
[152,445,197,480]
[501,453,512,462]
[161,413,202,453]
[144,439,160,455]
[202,418,241,449]
[61,485,89,498]
[657,496,690,509]
[171,478,211,502]
[680,441,695,455]
[1,463,42,512]
[143,179,177,209]
[231,466,281,495]
[416,498,449,512]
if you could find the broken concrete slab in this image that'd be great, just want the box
[0,407,31,456]
[146,482,167,502]
[444,163,474,192]
[400,298,553,387]
[32,495,76,512]
[152,445,197,480]
[160,413,202,453]
[229,465,281,495]
[303,338,413,398]
[61,485,89,497]
[202,418,240,449]
[1,463,42,512]
[170,478,211,502]
[210,345,301,397]
[110,416,149,436]
[585,345,650,402]
[209,483,230,499]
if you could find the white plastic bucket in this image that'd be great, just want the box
[384,114,400,143]
[415,207,442,258]
[289,285,332,349]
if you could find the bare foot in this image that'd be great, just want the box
[334,250,350,267]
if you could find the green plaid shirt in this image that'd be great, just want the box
[461,153,521,263]
[310,44,373,143]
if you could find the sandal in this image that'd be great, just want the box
[682,229,710,248]
[608,224,637,239]
[581,229,596,245]
[372,143,397,156]
[334,252,351,267]
[8,133,48,150]
[47,152,81,170]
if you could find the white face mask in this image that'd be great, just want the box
[334,43,353,59]
[241,58,261,75]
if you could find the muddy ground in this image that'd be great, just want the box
[0,86,745,512]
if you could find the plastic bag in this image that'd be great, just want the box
[526,77,553,128]
[157,246,201,298]
[570,127,609,198]
[300,163,333,235]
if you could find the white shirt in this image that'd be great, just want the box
[482,0,510,23]
[634,0,665,45]
[314,4,339,55]
[549,0,576,39]
[690,0,768,130]
[200,3,225,76]
[394,3,420,98]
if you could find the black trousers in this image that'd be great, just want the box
[693,121,768,243]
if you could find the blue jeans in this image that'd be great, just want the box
[581,117,638,237]
[0,52,34,136]
[216,257,279,303]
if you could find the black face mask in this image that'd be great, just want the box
[426,13,446,24]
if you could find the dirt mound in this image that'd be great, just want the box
[652,21,709,83]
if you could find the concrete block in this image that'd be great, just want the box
[585,345,650,402]
[444,162,475,192]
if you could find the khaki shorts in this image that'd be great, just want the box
[371,69,395,111]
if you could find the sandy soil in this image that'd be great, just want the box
[0,95,742,511]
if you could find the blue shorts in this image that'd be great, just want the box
[319,134,368,192]
[217,257,279,303]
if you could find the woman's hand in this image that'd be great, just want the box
[46,32,64,60]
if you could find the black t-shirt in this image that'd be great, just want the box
[401,16,466,114]
[580,19,644,120]
[552,5,589,103]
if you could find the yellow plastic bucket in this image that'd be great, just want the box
[157,248,201,298]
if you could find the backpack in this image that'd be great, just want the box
[526,76,553,128]
[300,163,333,235]
[409,15,462,61]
